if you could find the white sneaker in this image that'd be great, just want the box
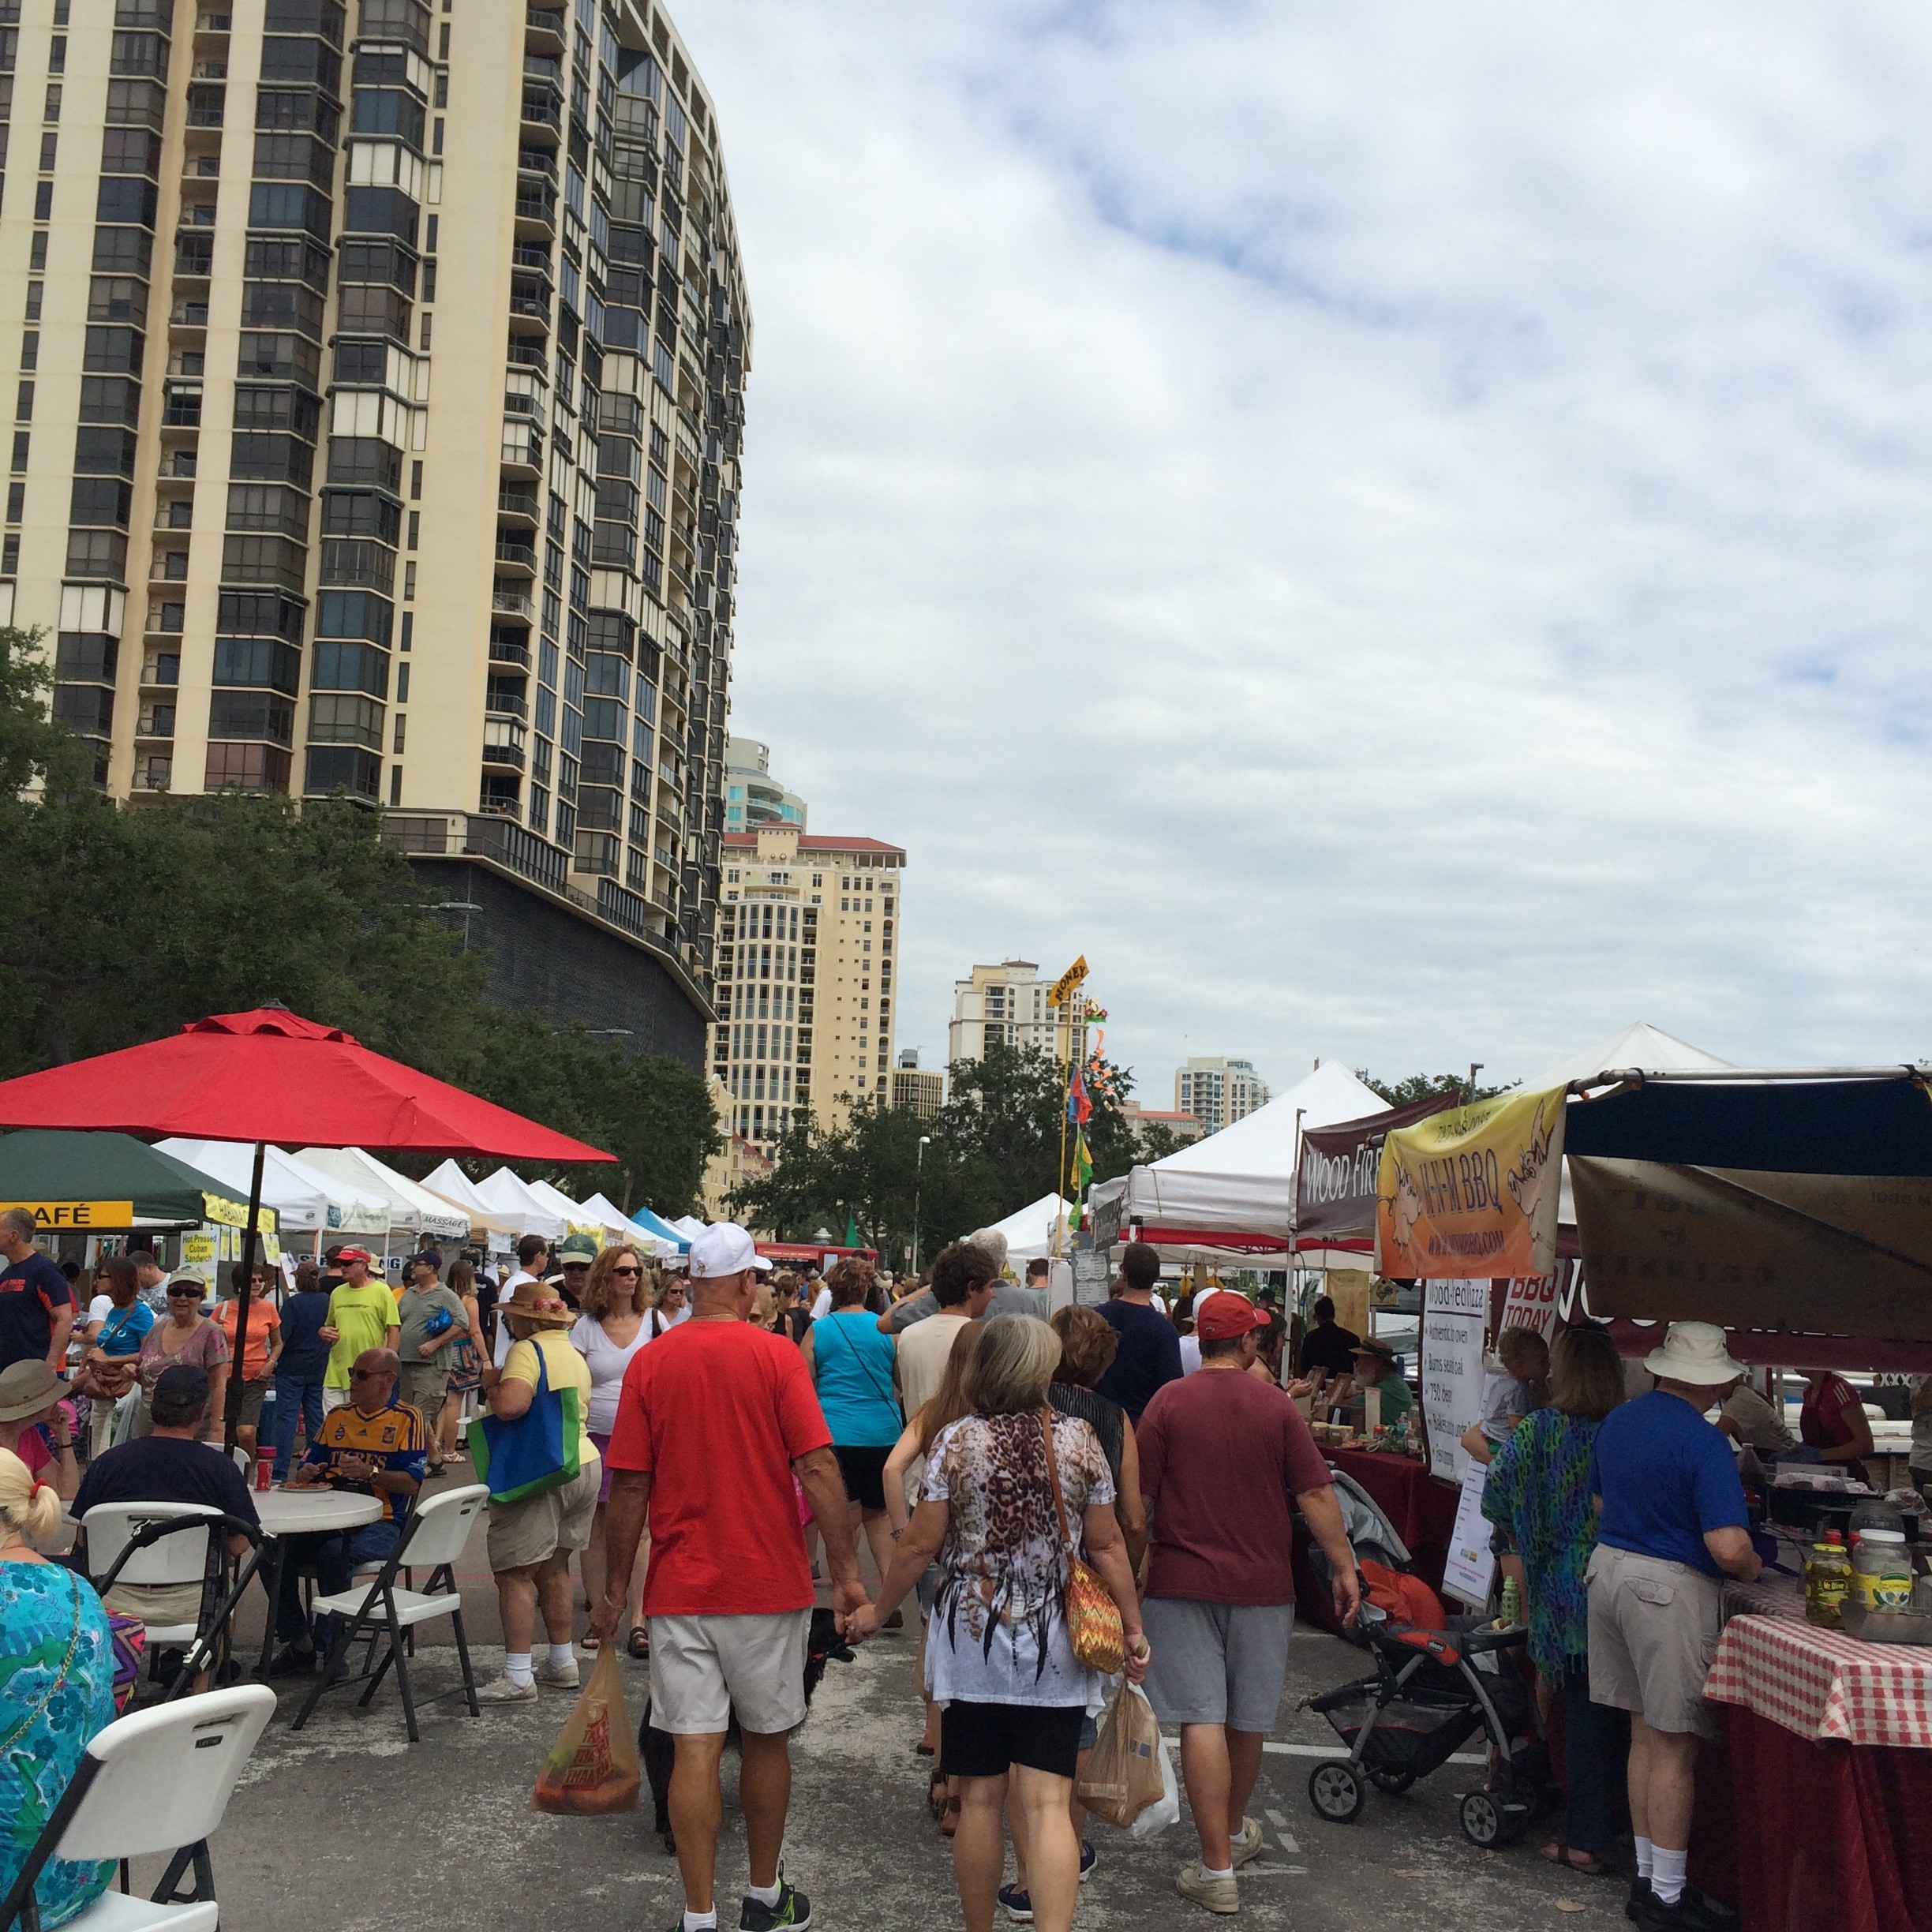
[1176,1863,1239,1915]
[474,1673,538,1705]
[1230,1818,1266,1870]
[536,1657,580,1688]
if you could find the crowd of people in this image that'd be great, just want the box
[0,1206,1822,1932]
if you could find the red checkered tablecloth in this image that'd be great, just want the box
[1706,1604,1932,1748]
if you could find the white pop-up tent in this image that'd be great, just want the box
[1091,1060,1389,1252]
[157,1138,390,1237]
[296,1146,470,1245]
[524,1177,629,1242]
[1526,1020,1735,1092]
[470,1166,567,1242]
[980,1193,1076,1266]
[578,1192,686,1259]
[417,1159,526,1246]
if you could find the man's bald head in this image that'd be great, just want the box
[350,1347,399,1413]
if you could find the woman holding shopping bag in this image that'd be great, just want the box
[848,1316,1147,1932]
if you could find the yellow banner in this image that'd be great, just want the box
[200,1192,276,1230]
[0,1200,136,1230]
[1376,1086,1566,1279]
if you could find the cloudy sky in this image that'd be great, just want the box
[680,0,1932,1099]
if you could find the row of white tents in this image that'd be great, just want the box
[156,1137,698,1261]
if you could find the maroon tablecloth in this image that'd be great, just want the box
[1692,1704,1932,1932]
[1325,1448,1458,1590]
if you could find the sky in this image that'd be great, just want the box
[677,0,1932,1102]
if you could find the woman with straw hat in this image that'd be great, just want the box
[474,1277,601,1705]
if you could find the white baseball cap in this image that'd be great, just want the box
[688,1222,773,1279]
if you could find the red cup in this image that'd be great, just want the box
[256,1450,275,1492]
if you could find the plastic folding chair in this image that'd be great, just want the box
[80,1504,264,1699]
[0,1682,275,1932]
[290,1483,485,1742]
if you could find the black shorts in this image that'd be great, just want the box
[940,1700,1084,1780]
[832,1443,890,1512]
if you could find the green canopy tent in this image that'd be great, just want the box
[0,1129,275,1234]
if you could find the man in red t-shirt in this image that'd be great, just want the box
[1137,1294,1361,1916]
[592,1222,867,1932]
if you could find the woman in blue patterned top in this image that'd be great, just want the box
[1481,1323,1629,1877]
[0,1444,118,1928]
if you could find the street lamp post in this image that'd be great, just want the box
[911,1134,931,1275]
[430,900,483,952]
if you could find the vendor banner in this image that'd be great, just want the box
[1376,1087,1567,1280]
[1295,1092,1459,1241]
[1421,1278,1488,1482]
[1500,1274,1561,1342]
[1572,1157,1932,1341]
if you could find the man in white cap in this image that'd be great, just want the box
[1586,1321,1758,1932]
[593,1222,868,1932]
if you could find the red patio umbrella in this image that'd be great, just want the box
[0,1005,612,1451]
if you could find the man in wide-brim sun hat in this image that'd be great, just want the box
[1586,1322,1758,1932]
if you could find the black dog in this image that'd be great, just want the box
[638,1606,854,1853]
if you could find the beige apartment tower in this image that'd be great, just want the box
[715,823,904,1145]
[0,0,745,1063]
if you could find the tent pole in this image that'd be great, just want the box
[223,1139,268,1458]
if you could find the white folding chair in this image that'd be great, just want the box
[0,1683,275,1932]
[290,1483,486,1742]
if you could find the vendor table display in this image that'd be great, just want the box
[1695,1573,1932,1932]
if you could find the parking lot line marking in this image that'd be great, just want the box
[1166,1739,1486,1765]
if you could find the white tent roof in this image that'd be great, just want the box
[295,1147,470,1244]
[1527,1020,1734,1092]
[669,1215,706,1240]
[981,1193,1076,1265]
[1102,1060,1389,1242]
[156,1139,390,1235]
[579,1192,683,1260]
[525,1178,631,1242]
[471,1166,567,1242]
[417,1160,526,1244]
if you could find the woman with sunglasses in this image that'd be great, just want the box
[571,1244,653,1656]
[132,1273,229,1440]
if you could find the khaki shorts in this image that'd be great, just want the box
[648,1609,810,1736]
[485,1459,601,1572]
[1586,1544,1724,1738]
[399,1361,449,1418]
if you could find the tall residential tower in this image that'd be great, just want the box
[0,0,746,1064]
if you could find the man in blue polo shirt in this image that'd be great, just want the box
[0,1209,74,1373]
[1588,1323,1758,1932]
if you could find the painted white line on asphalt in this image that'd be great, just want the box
[1165,1738,1486,1765]
[1277,1833,1301,1856]
[1266,1807,1290,1830]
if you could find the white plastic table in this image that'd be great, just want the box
[252,1486,385,1679]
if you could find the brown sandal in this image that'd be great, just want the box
[1541,1843,1610,1876]
[940,1797,961,1838]
[927,1768,948,1821]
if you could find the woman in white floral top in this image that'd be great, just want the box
[852,1316,1148,1932]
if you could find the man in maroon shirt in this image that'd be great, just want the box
[1138,1294,1361,1915]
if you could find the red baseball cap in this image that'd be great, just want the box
[1196,1293,1268,1341]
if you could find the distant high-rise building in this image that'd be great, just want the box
[1,0,747,1065]
[714,824,904,1144]
[1121,1099,1204,1151]
[949,960,1063,1065]
[1174,1056,1269,1135]
[722,734,803,833]
[892,1046,943,1121]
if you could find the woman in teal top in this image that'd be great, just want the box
[802,1258,901,1590]
[1,1446,118,1929]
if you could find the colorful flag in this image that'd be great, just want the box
[844,1209,859,1248]
[1066,1068,1091,1126]
[1072,1132,1093,1194]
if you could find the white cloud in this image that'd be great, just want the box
[678,0,1932,1095]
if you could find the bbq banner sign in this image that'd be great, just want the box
[1376,1087,1567,1280]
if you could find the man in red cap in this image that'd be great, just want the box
[1137,1292,1361,1915]
[318,1248,399,1413]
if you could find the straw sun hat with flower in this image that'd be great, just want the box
[498,1279,577,1331]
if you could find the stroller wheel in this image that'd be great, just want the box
[1459,1789,1527,1849]
[1368,1766,1416,1795]
[1308,1760,1367,1824]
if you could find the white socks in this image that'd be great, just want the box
[1201,1865,1234,1882]
[1652,1847,1687,1907]
[745,1882,781,1908]
[1635,1837,1654,1881]
[504,1652,534,1687]
[548,1642,575,1669]
[683,1913,717,1932]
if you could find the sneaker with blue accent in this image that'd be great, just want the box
[1080,1841,1098,1882]
[740,1879,812,1930]
[998,1881,1033,1923]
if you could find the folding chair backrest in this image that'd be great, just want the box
[56,1684,275,1861]
[81,1503,223,1588]
[230,1447,252,1476]
[395,1483,487,1571]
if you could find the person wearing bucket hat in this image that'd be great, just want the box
[1348,1335,1415,1428]
[0,1358,78,1502]
[1586,1323,1758,1931]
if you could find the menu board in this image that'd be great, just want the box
[1421,1278,1488,1483]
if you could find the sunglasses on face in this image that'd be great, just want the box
[612,1264,642,1277]
[350,1368,390,1380]
[168,1290,201,1300]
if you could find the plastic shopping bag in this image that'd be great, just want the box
[532,1644,642,1814]
[1129,1729,1181,1840]
[1075,1682,1165,1827]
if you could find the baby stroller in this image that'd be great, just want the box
[1298,1476,1556,1848]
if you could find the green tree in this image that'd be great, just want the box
[1356,1069,1515,1106]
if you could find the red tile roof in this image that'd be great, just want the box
[723,833,905,856]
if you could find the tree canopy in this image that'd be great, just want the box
[0,625,717,1215]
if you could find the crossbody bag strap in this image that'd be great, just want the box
[1039,1406,1075,1563]
[830,1312,900,1411]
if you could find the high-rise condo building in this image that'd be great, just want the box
[721,732,802,834]
[1174,1055,1269,1135]
[0,0,746,1066]
[948,959,1061,1066]
[716,823,904,1145]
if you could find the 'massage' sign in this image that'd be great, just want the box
[1295,1093,1458,1241]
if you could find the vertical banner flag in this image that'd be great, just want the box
[1376,1087,1567,1280]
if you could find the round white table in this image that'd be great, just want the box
[251,1486,386,1679]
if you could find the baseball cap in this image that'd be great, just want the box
[153,1362,210,1409]
[556,1234,598,1267]
[408,1248,443,1275]
[335,1245,374,1266]
[688,1222,772,1279]
[1196,1293,1268,1342]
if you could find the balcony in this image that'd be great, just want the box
[496,486,538,525]
[525,5,565,51]
[169,302,210,333]
[485,690,528,722]
[505,343,549,376]
[514,193,556,240]
[481,720,528,769]
[490,586,534,621]
[519,92,560,135]
[488,634,531,668]
[515,148,556,180]
[506,296,549,333]
[511,243,553,279]
[492,537,536,575]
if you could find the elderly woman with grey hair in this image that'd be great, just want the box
[848,1316,1148,1932]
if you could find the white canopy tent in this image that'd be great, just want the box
[156,1138,389,1237]
[471,1166,567,1242]
[579,1191,684,1260]
[417,1159,526,1246]
[295,1146,470,1245]
[980,1193,1076,1266]
[524,1177,629,1242]
[670,1215,706,1240]
[1091,1060,1389,1251]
